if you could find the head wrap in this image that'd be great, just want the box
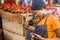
[31,0,46,10]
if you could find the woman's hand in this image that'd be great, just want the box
[33,33,60,40]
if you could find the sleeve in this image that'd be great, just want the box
[52,15,60,31]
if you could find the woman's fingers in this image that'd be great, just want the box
[33,33,44,40]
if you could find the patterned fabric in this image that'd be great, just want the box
[46,4,60,18]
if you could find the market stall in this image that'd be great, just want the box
[0,8,33,40]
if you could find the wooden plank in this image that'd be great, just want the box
[2,19,24,36]
[3,29,25,40]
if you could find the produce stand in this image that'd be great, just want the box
[0,9,32,40]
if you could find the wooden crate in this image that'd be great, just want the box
[0,9,26,40]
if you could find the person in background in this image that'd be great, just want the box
[46,0,55,11]
[28,0,60,40]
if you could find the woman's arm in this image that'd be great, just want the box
[34,34,60,40]
[34,28,60,40]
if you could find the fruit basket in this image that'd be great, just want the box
[0,9,33,40]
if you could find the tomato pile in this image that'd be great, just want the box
[0,3,31,13]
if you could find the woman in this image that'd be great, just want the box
[29,0,60,40]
